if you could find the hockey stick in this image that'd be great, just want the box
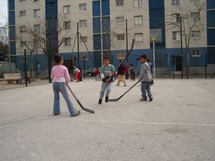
[66,84,95,114]
[112,39,135,80]
[109,80,140,102]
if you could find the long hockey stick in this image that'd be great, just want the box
[109,80,140,102]
[66,84,95,114]
[111,39,135,80]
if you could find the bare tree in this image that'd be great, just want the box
[16,15,75,78]
[0,22,8,45]
[166,0,206,79]
[16,16,74,65]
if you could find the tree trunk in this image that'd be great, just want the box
[186,46,189,79]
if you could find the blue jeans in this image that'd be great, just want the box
[99,82,112,99]
[53,82,77,116]
[141,82,152,99]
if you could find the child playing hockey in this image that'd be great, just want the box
[51,55,80,117]
[139,54,153,102]
[73,66,82,82]
[98,57,115,104]
[95,67,101,81]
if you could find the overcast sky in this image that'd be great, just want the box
[0,0,7,25]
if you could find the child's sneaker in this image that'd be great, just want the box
[139,97,147,101]
[105,96,109,103]
[71,111,81,117]
[98,99,102,104]
[149,97,153,102]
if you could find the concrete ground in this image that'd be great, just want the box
[0,79,49,91]
[0,79,215,161]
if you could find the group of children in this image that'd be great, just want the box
[51,54,153,117]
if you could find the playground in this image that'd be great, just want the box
[0,79,215,161]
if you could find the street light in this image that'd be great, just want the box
[151,35,156,79]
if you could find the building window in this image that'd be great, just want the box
[80,36,87,43]
[64,37,71,46]
[172,0,180,5]
[134,16,143,25]
[34,9,40,18]
[172,31,180,41]
[117,34,125,40]
[172,13,180,23]
[20,26,27,33]
[134,33,143,42]
[192,49,200,57]
[191,31,200,39]
[133,0,142,8]
[116,17,124,25]
[63,5,70,14]
[79,3,87,11]
[191,12,200,21]
[116,0,124,7]
[34,24,40,33]
[20,41,26,48]
[20,10,26,17]
[64,21,71,30]
[79,20,87,27]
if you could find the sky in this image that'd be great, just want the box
[0,0,7,25]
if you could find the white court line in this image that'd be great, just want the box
[1,117,215,130]
[0,117,36,129]
[0,101,11,106]
[71,119,215,127]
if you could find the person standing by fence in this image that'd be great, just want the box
[130,64,135,81]
[117,61,126,87]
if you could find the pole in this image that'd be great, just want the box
[36,40,38,78]
[83,55,86,79]
[24,49,27,87]
[152,36,156,79]
[180,17,183,79]
[77,23,80,67]
[7,2,12,73]
[48,5,52,83]
[100,0,103,65]
[173,55,175,79]
[126,19,128,63]
[205,53,208,79]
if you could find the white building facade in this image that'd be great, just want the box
[8,0,215,75]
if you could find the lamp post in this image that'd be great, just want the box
[83,54,86,79]
[77,22,80,67]
[47,5,52,83]
[126,19,128,63]
[152,35,156,79]
[180,17,183,79]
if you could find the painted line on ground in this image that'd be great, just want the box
[0,101,11,106]
[1,117,215,130]
[71,119,215,127]
[0,116,37,129]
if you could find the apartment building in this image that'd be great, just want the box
[8,0,215,75]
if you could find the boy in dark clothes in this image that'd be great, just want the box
[117,61,126,87]
[139,55,153,102]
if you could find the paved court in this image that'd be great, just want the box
[0,79,215,161]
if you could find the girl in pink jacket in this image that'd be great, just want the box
[51,55,80,117]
